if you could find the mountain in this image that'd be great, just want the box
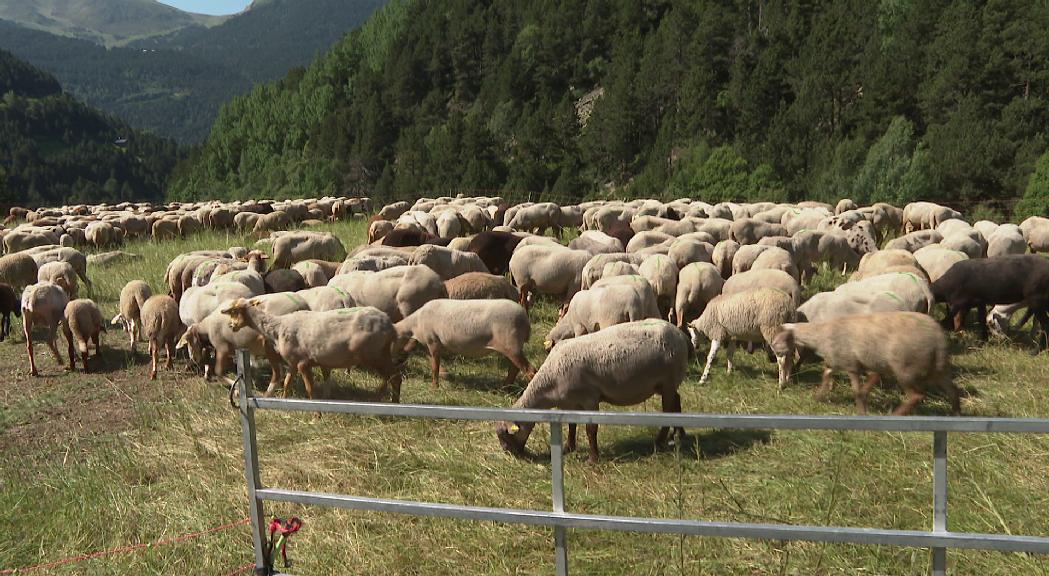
[169,0,1049,217]
[0,0,227,47]
[0,48,179,206]
[132,0,388,83]
[0,0,386,142]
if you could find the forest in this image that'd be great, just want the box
[169,0,1049,219]
[0,49,180,206]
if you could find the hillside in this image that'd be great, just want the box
[169,0,1049,216]
[0,49,179,206]
[0,0,386,141]
[0,0,226,46]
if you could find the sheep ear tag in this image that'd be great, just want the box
[509,424,520,434]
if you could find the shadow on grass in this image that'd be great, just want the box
[598,428,772,463]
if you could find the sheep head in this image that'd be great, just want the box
[176,326,204,367]
[770,324,796,357]
[495,421,529,457]
[221,298,259,332]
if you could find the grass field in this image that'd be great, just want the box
[2,218,1049,575]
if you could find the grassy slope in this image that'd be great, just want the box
[1,219,1048,575]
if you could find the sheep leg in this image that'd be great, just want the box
[504,351,534,386]
[977,304,988,340]
[816,367,835,399]
[299,364,316,400]
[848,371,869,415]
[565,423,577,454]
[93,332,101,358]
[655,391,684,449]
[149,340,159,380]
[164,338,175,369]
[281,366,298,398]
[893,388,925,416]
[724,341,736,375]
[952,307,969,332]
[699,340,721,385]
[585,424,600,464]
[387,371,403,403]
[46,330,64,367]
[63,325,76,372]
[1,312,8,341]
[263,347,284,395]
[25,318,38,377]
[776,354,792,391]
[429,349,441,389]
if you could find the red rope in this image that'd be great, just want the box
[220,562,256,576]
[0,517,251,574]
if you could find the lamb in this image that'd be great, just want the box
[328,265,447,322]
[394,299,534,389]
[770,313,960,416]
[62,299,105,372]
[672,262,725,328]
[638,254,678,317]
[509,245,592,309]
[688,288,796,387]
[0,253,39,291]
[111,280,152,350]
[21,282,70,377]
[0,283,19,341]
[408,244,489,280]
[545,283,661,348]
[221,300,403,401]
[37,261,79,300]
[444,272,519,301]
[141,295,185,380]
[496,320,689,463]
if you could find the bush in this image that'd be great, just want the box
[1015,149,1049,220]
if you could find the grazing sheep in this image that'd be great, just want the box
[264,269,307,293]
[816,233,860,275]
[328,265,447,322]
[394,299,534,388]
[688,288,796,387]
[852,249,929,282]
[751,246,799,280]
[408,244,489,280]
[722,269,802,307]
[291,260,339,288]
[913,246,969,283]
[835,199,858,215]
[545,283,661,348]
[111,280,151,349]
[221,300,403,401]
[62,299,105,372]
[37,261,78,300]
[496,320,690,463]
[25,246,91,289]
[87,250,141,267]
[269,231,346,269]
[667,237,714,270]
[141,295,185,380]
[673,262,725,328]
[771,313,959,416]
[507,202,562,236]
[886,229,943,252]
[940,231,985,259]
[210,268,266,296]
[509,245,592,309]
[568,230,624,254]
[1020,216,1049,253]
[0,253,39,291]
[986,227,1026,258]
[179,282,257,327]
[836,272,935,315]
[730,218,788,245]
[444,272,519,301]
[626,231,674,253]
[21,282,70,376]
[0,283,19,341]
[712,239,740,279]
[638,255,678,317]
[295,286,356,311]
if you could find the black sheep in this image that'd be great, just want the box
[467,231,522,276]
[931,255,1049,349]
[0,282,20,341]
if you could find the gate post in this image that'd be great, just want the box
[237,349,269,574]
[931,431,948,576]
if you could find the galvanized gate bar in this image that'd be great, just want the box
[252,487,1049,554]
[550,424,568,576]
[248,398,1049,433]
[236,350,268,574]
[932,431,948,575]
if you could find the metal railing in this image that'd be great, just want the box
[234,351,1049,575]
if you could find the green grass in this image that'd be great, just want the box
[2,219,1049,575]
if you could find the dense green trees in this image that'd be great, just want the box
[171,0,1049,215]
[0,50,179,206]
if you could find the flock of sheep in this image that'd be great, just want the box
[3,195,1049,462]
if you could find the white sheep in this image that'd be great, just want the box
[141,295,185,380]
[221,300,404,401]
[21,282,70,376]
[62,299,105,372]
[328,265,447,322]
[394,299,535,389]
[545,282,661,348]
[408,244,489,280]
[688,288,796,388]
[37,261,79,300]
[496,320,690,463]
[673,262,725,328]
[111,280,152,350]
[509,244,592,309]
[638,254,678,317]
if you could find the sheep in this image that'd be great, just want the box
[579,252,644,290]
[852,249,928,282]
[545,283,661,348]
[986,227,1026,258]
[0,253,39,291]
[269,231,346,269]
[87,250,141,267]
[836,271,935,315]
[25,246,91,289]
[722,268,802,307]
[1020,216,1049,253]
[37,261,78,300]
[465,231,523,275]
[338,254,408,274]
[21,282,70,377]
[931,255,1049,345]
[886,229,943,252]
[210,268,266,296]
[507,202,562,236]
[688,288,796,388]
[264,269,306,294]
[62,299,105,372]
[672,262,725,328]
[816,233,860,275]
[496,320,689,463]
[509,245,592,310]
[141,295,185,380]
[730,218,788,245]
[712,239,739,279]
[394,299,534,389]
[940,230,985,259]
[770,313,959,416]
[292,260,339,288]
[568,230,624,254]
[600,260,641,280]
[0,283,19,341]
[295,286,356,311]
[638,255,678,317]
[913,246,968,283]
[179,282,257,327]
[797,290,923,324]
[626,231,674,253]
[328,265,447,322]
[111,280,152,350]
[221,300,404,401]
[751,246,799,280]
[835,199,858,215]
[444,272,519,301]
[667,237,714,271]
[408,244,489,280]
